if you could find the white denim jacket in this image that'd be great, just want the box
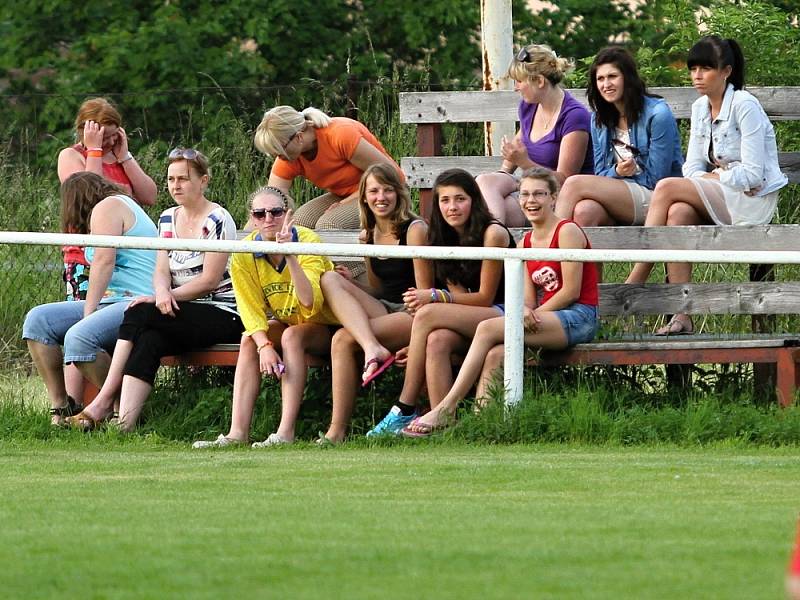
[683,84,787,196]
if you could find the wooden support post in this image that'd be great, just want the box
[775,347,800,407]
[416,123,442,221]
[751,263,776,402]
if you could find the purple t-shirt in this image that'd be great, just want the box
[518,90,593,174]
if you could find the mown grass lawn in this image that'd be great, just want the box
[0,442,797,599]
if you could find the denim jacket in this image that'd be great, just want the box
[592,95,684,190]
[683,84,787,196]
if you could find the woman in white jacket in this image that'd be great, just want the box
[626,35,787,335]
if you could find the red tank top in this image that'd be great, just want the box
[523,219,598,306]
[63,145,135,265]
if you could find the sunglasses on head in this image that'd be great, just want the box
[516,47,532,63]
[251,207,286,220]
[168,147,199,161]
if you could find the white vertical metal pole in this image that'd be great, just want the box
[503,258,525,407]
[481,0,515,156]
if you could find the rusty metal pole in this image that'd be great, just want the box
[481,0,515,156]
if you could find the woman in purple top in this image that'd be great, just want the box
[476,44,593,227]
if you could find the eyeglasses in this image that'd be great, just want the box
[251,207,287,220]
[612,138,641,158]
[516,47,532,63]
[519,190,551,201]
[168,148,199,161]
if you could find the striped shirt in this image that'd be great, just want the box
[158,204,237,309]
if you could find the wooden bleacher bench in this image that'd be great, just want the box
[152,224,800,405]
[397,87,800,218]
[142,86,800,406]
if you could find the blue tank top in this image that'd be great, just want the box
[85,194,157,303]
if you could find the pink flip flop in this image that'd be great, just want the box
[361,355,396,387]
[401,416,449,438]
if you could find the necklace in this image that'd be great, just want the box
[539,89,565,131]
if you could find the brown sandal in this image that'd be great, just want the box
[65,411,102,432]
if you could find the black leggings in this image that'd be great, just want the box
[119,302,243,384]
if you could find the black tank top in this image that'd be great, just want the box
[368,219,419,304]
[434,221,515,304]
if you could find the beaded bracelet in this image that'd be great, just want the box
[257,340,274,352]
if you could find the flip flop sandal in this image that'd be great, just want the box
[64,411,102,432]
[655,315,694,336]
[401,416,449,438]
[361,355,396,388]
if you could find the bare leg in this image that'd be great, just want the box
[64,364,84,406]
[475,344,506,404]
[626,177,711,284]
[321,271,391,378]
[325,312,415,442]
[476,172,527,227]
[414,313,568,428]
[397,304,502,406]
[74,352,111,390]
[425,329,467,408]
[116,375,153,432]
[27,340,68,423]
[79,339,134,420]
[275,323,332,441]
[556,175,636,226]
[227,326,285,442]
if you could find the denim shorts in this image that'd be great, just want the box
[22,300,131,364]
[555,303,599,346]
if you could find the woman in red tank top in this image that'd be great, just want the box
[55,98,158,410]
[403,167,600,437]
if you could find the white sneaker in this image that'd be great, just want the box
[251,432,291,448]
[192,434,243,449]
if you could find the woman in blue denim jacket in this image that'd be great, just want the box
[557,47,683,227]
[627,36,788,335]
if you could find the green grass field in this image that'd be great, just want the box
[1,441,798,599]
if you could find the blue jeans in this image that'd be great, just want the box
[22,300,131,364]
[555,303,599,346]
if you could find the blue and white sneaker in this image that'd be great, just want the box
[366,405,417,437]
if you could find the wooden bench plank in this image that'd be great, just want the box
[317,225,800,252]
[399,87,800,123]
[401,152,800,187]
[599,282,800,316]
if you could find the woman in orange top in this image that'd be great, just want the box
[254,106,403,279]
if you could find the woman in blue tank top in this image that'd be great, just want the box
[22,172,157,425]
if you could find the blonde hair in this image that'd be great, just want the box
[520,167,560,196]
[74,98,122,144]
[508,44,573,86]
[249,185,294,210]
[357,163,416,240]
[253,106,333,158]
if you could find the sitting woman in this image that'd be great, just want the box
[368,168,515,436]
[476,44,592,226]
[22,172,157,425]
[254,105,404,281]
[66,149,243,431]
[556,46,683,227]
[626,36,787,335]
[57,97,158,405]
[318,163,434,443]
[193,186,339,448]
[403,168,599,436]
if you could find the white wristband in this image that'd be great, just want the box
[118,151,134,164]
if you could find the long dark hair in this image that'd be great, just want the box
[587,46,650,131]
[60,172,123,234]
[687,35,745,91]
[427,168,496,287]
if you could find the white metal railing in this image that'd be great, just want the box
[5,231,800,406]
